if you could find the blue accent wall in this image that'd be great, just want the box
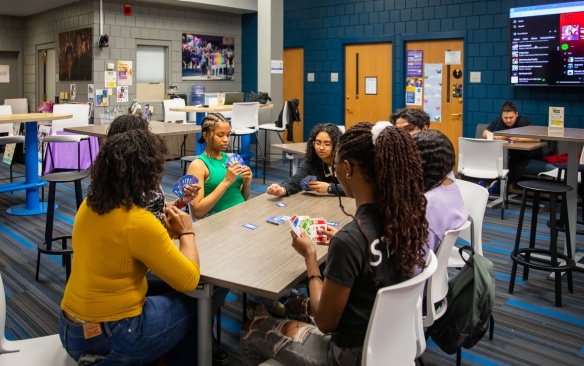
[242,13,258,95]
[284,0,584,140]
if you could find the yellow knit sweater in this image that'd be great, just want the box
[61,201,200,323]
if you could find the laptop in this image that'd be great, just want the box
[224,92,245,105]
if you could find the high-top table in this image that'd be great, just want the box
[495,126,584,266]
[271,142,306,174]
[0,113,72,215]
[63,120,201,138]
[183,192,355,366]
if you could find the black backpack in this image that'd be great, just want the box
[427,246,495,354]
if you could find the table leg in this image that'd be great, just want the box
[566,143,578,264]
[6,121,49,215]
[185,283,213,366]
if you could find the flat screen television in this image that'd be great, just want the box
[510,1,584,86]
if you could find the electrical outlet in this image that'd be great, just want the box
[150,105,154,114]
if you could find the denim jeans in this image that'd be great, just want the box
[240,316,362,366]
[59,291,198,366]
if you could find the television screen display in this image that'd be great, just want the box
[510,1,584,86]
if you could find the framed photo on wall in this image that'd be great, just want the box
[181,33,234,81]
[59,27,92,81]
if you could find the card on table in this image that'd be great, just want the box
[266,216,287,225]
[276,202,288,207]
[242,223,259,230]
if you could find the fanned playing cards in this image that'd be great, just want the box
[300,175,317,191]
[172,174,199,198]
[289,214,328,244]
[226,153,245,167]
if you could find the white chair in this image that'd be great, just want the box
[261,252,438,366]
[231,102,261,160]
[0,105,25,183]
[448,180,489,268]
[163,98,187,123]
[424,220,470,328]
[458,137,509,219]
[43,104,92,172]
[0,273,76,365]
[258,102,288,183]
[3,98,28,114]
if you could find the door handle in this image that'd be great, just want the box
[451,113,462,117]
[347,107,352,112]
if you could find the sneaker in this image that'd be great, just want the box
[488,181,500,195]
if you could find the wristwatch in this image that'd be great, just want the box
[327,184,333,194]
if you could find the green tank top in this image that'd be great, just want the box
[199,152,245,213]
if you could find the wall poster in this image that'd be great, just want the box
[118,61,133,86]
[58,27,92,81]
[423,63,443,123]
[181,33,235,81]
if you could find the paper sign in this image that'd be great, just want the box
[105,71,117,88]
[548,106,564,132]
[0,65,9,83]
[271,60,283,74]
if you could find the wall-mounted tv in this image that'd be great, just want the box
[510,1,584,86]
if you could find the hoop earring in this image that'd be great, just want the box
[345,174,351,179]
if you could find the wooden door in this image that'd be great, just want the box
[405,39,464,165]
[283,48,303,142]
[344,43,392,129]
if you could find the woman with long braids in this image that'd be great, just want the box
[241,122,428,365]
[412,130,468,265]
[267,123,345,196]
[186,112,252,219]
[106,114,200,222]
[59,130,200,365]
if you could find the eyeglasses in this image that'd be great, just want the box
[313,140,332,148]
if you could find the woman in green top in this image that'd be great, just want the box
[187,111,252,217]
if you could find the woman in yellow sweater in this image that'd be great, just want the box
[59,129,201,365]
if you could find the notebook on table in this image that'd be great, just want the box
[224,92,245,105]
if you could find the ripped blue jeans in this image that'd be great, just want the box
[240,316,362,366]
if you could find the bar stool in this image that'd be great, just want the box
[546,161,584,234]
[508,180,576,307]
[36,171,88,282]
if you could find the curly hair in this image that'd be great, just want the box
[197,112,230,144]
[412,130,456,192]
[335,122,428,279]
[305,123,343,162]
[86,129,168,214]
[106,114,149,137]
[394,108,431,130]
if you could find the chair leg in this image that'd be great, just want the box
[509,188,528,294]
[456,349,462,366]
[77,142,81,171]
[263,130,268,184]
[523,192,541,281]
[562,192,574,294]
[242,292,248,323]
[489,314,495,340]
[216,307,222,344]
[87,138,94,168]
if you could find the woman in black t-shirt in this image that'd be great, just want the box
[241,122,428,365]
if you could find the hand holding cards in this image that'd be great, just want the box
[172,174,199,198]
[226,153,245,167]
[289,214,328,244]
[300,175,317,191]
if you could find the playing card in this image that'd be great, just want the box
[242,223,259,230]
[238,156,245,166]
[179,174,198,187]
[226,154,241,167]
[328,221,340,227]
[172,181,184,198]
[266,216,287,225]
[275,202,288,207]
[300,176,310,191]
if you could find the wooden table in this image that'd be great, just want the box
[63,121,201,138]
[495,126,584,265]
[271,142,306,174]
[184,192,355,365]
[0,113,72,215]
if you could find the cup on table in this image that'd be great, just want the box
[486,132,494,140]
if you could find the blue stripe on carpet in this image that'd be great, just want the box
[495,272,525,284]
[425,339,501,365]
[483,245,512,255]
[0,223,35,249]
[506,299,584,326]
[54,212,74,226]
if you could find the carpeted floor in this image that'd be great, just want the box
[0,156,583,365]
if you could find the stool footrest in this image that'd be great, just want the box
[39,236,73,254]
[511,248,575,271]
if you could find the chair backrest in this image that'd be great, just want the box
[51,104,90,134]
[163,98,187,123]
[3,98,28,114]
[475,124,489,138]
[424,220,470,328]
[338,125,346,133]
[0,273,11,353]
[231,102,260,130]
[455,180,488,254]
[458,137,505,179]
[0,105,14,135]
[362,251,438,366]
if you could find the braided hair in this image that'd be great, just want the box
[197,112,230,144]
[305,123,343,162]
[106,114,149,137]
[335,122,428,279]
[412,130,455,192]
[87,129,168,214]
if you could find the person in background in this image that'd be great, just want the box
[482,100,543,192]
[394,108,431,135]
[59,129,200,365]
[241,122,428,365]
[266,123,345,197]
[186,111,252,364]
[413,130,468,271]
[106,114,200,222]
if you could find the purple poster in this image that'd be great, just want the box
[406,50,423,77]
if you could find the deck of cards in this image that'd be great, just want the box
[172,174,199,198]
[300,175,317,191]
[226,153,245,167]
[289,214,328,244]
